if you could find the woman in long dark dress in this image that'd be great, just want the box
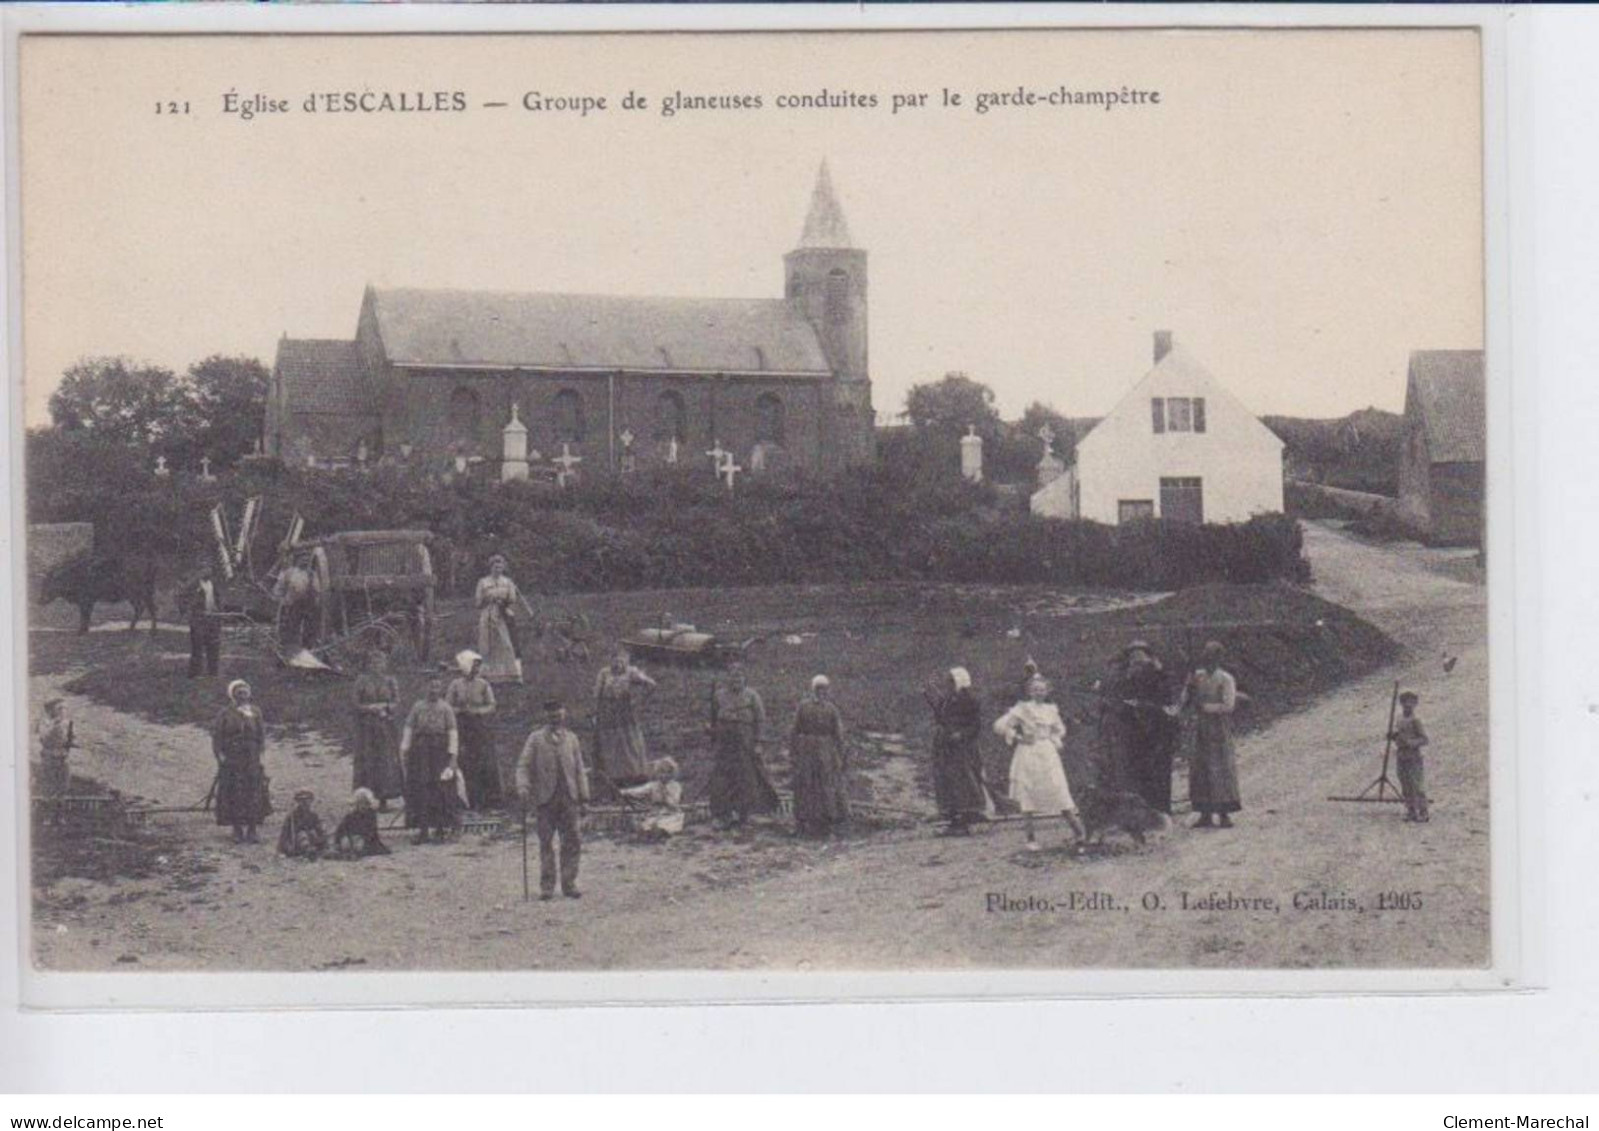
[212,679,271,843]
[1179,641,1242,828]
[447,650,503,811]
[927,667,988,836]
[593,648,658,790]
[789,675,849,838]
[1107,641,1179,814]
[399,678,460,844]
[351,650,404,809]
[707,663,778,829]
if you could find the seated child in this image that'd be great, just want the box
[277,788,329,859]
[619,757,685,839]
[333,788,391,857]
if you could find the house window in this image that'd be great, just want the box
[654,390,686,443]
[1160,477,1204,524]
[553,389,585,443]
[1118,499,1156,524]
[755,392,786,444]
[1153,396,1207,434]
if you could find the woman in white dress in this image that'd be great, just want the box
[474,555,526,683]
[994,675,1088,852]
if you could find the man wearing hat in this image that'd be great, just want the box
[515,699,591,899]
[183,561,225,679]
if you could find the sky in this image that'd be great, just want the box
[20,29,1483,426]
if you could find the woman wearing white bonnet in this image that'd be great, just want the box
[447,649,503,811]
[211,679,271,843]
[789,674,849,838]
[927,667,987,835]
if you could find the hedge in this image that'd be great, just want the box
[26,433,1309,593]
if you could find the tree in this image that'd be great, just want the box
[48,357,191,449]
[903,371,1002,441]
[187,354,271,468]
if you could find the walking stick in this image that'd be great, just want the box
[520,805,530,902]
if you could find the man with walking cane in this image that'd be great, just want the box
[515,699,590,901]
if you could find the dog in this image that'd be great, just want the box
[1075,787,1172,847]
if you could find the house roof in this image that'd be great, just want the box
[1076,344,1282,455]
[1408,350,1485,464]
[365,287,832,375]
[273,338,375,416]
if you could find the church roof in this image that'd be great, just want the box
[796,160,854,249]
[1407,350,1485,464]
[273,338,375,415]
[366,287,831,375]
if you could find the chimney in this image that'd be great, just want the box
[1154,330,1173,364]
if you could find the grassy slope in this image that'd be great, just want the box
[43,580,1396,813]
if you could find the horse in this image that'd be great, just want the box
[38,553,160,635]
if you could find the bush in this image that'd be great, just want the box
[27,432,1309,593]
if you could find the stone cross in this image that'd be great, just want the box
[705,440,729,471]
[501,403,530,482]
[619,428,635,449]
[553,442,583,487]
[154,455,170,477]
[718,455,743,491]
[200,456,215,481]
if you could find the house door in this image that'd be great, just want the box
[1159,477,1204,524]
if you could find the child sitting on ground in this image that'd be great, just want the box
[333,788,391,857]
[1389,690,1431,822]
[619,757,685,840]
[277,788,329,859]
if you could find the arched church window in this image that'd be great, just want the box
[449,387,481,446]
[554,389,586,443]
[654,390,686,442]
[825,268,850,324]
[755,392,786,445]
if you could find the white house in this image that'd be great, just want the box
[1031,332,1284,524]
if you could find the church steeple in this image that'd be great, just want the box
[797,160,854,249]
[783,161,871,471]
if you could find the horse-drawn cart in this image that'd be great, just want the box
[306,530,437,663]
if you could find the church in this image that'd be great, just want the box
[265,163,875,478]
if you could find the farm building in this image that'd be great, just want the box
[265,162,874,478]
[1396,349,1485,546]
[1031,333,1285,525]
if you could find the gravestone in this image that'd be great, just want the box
[501,403,529,482]
[960,426,983,483]
[1035,423,1065,487]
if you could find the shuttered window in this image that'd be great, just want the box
[1193,397,1207,433]
[1151,397,1166,434]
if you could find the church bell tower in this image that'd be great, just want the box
[784,161,873,467]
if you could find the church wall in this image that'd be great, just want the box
[372,365,847,476]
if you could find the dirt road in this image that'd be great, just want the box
[31,522,1488,971]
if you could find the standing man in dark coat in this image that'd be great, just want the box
[184,562,224,678]
[516,699,590,900]
[1107,641,1180,814]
